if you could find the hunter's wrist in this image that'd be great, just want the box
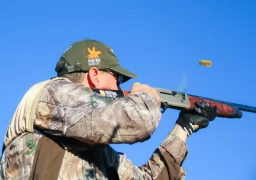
[171,124,188,142]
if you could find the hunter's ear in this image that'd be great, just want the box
[88,67,100,86]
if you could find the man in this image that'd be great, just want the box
[0,39,217,180]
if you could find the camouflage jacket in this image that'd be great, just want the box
[0,78,188,180]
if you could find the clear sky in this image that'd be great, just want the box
[1,0,256,179]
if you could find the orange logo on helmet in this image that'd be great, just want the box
[88,47,102,58]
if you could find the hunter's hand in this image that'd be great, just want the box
[131,82,161,105]
[175,101,218,136]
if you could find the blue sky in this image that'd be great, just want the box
[1,0,255,179]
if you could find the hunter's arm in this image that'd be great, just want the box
[34,78,161,145]
[105,131,188,180]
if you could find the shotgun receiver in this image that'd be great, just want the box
[91,88,256,118]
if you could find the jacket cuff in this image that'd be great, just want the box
[160,133,188,166]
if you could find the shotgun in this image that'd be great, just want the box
[91,88,256,118]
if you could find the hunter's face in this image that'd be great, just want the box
[97,70,120,90]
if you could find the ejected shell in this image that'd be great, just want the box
[199,60,212,67]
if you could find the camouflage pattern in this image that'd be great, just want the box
[0,78,188,179]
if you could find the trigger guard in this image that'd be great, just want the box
[161,102,168,113]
